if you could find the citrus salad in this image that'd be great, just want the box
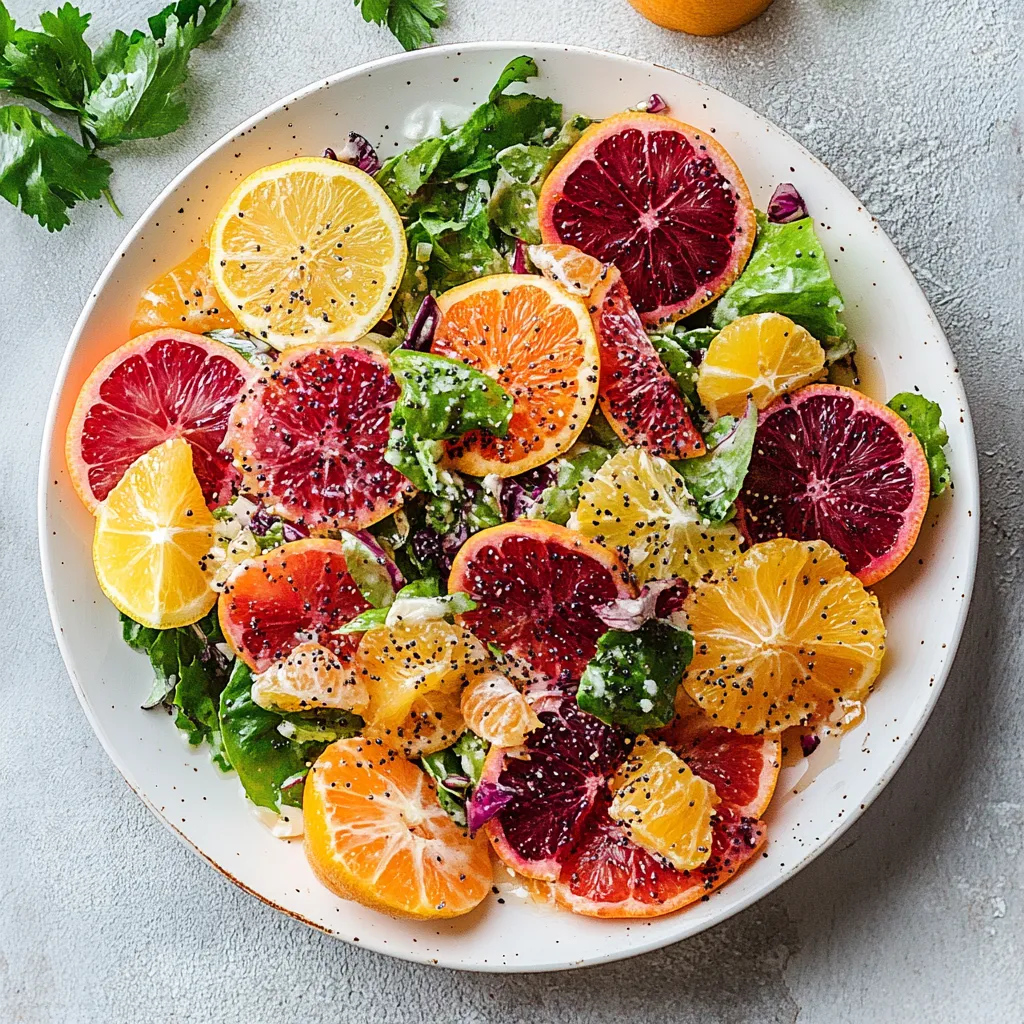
[65,57,953,922]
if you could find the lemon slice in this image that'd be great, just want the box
[209,157,407,349]
[93,439,217,629]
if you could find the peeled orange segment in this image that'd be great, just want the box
[683,538,886,735]
[461,670,542,747]
[304,739,492,920]
[218,538,372,674]
[609,736,720,872]
[355,621,488,755]
[222,343,411,531]
[250,641,369,714]
[588,268,704,459]
[448,521,635,684]
[209,157,406,349]
[66,331,253,511]
[539,112,756,324]
[736,385,931,584]
[432,274,601,477]
[697,312,825,419]
[527,243,607,297]
[129,244,241,338]
[93,439,216,629]
[573,446,742,584]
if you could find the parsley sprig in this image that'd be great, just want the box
[354,0,446,52]
[0,1,236,230]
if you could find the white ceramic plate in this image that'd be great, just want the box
[38,42,979,972]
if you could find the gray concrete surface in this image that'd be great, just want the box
[1,0,1021,1021]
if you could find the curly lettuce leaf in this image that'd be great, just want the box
[536,443,613,525]
[887,392,951,497]
[649,324,716,413]
[420,730,489,826]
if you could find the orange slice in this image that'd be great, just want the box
[682,538,886,734]
[460,670,541,747]
[304,738,492,919]
[249,641,369,714]
[432,274,600,477]
[527,243,606,297]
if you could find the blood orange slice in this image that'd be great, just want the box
[218,537,371,674]
[222,343,411,531]
[588,268,703,458]
[448,521,634,684]
[735,384,930,584]
[539,112,756,325]
[432,275,600,477]
[66,330,253,511]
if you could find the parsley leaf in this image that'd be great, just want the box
[354,0,446,52]
[148,0,236,45]
[887,391,952,497]
[0,105,111,229]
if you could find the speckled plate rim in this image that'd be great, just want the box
[38,40,980,972]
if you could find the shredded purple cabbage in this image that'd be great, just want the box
[281,522,309,542]
[511,239,529,273]
[496,464,557,521]
[466,781,515,832]
[248,505,276,536]
[402,294,441,351]
[593,577,689,631]
[644,93,668,114]
[800,733,821,757]
[323,133,381,175]
[767,182,809,224]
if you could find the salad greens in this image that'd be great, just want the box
[353,0,446,52]
[336,579,476,633]
[419,730,489,826]
[648,324,717,417]
[534,443,614,525]
[577,620,694,733]
[887,392,951,496]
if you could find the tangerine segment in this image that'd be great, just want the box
[461,670,542,747]
[250,641,369,714]
[209,158,406,349]
[304,739,492,920]
[129,244,241,338]
[93,439,216,629]
[222,343,411,531]
[573,446,741,584]
[527,243,607,297]
[218,538,371,674]
[432,275,600,477]
[66,330,253,511]
[683,538,886,735]
[609,737,720,872]
[354,621,488,754]
[697,312,826,419]
[449,521,634,685]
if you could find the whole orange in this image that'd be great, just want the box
[628,0,774,36]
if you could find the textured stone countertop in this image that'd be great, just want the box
[2,0,1021,1021]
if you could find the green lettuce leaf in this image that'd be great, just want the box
[335,579,475,633]
[419,730,489,826]
[577,620,694,733]
[536,443,613,525]
[713,212,846,344]
[887,392,951,497]
[338,531,396,609]
[649,324,717,413]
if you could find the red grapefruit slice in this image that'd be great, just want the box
[538,112,756,325]
[735,384,930,584]
[589,268,704,458]
[448,521,635,685]
[218,537,372,673]
[66,330,253,511]
[222,343,411,532]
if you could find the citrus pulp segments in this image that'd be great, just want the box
[432,274,601,477]
[66,330,254,511]
[573,446,742,584]
[460,670,542,747]
[92,438,217,630]
[217,537,372,673]
[682,538,887,734]
[448,520,634,684]
[209,157,407,349]
[221,343,411,531]
[538,111,757,324]
[304,739,492,920]
[735,384,931,584]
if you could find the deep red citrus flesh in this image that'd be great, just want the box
[223,343,411,531]
[588,269,703,458]
[448,521,634,685]
[218,538,371,673]
[735,384,930,584]
[539,112,756,325]
[66,330,253,510]
[681,729,779,819]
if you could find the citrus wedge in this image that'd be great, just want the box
[209,158,406,349]
[250,641,369,714]
[461,670,541,747]
[304,739,492,919]
[93,438,216,629]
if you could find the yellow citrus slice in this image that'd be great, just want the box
[304,738,492,919]
[573,446,742,584]
[209,157,406,349]
[697,312,825,419]
[460,670,541,747]
[93,438,216,629]
[609,736,720,871]
[250,641,369,714]
[682,538,886,734]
